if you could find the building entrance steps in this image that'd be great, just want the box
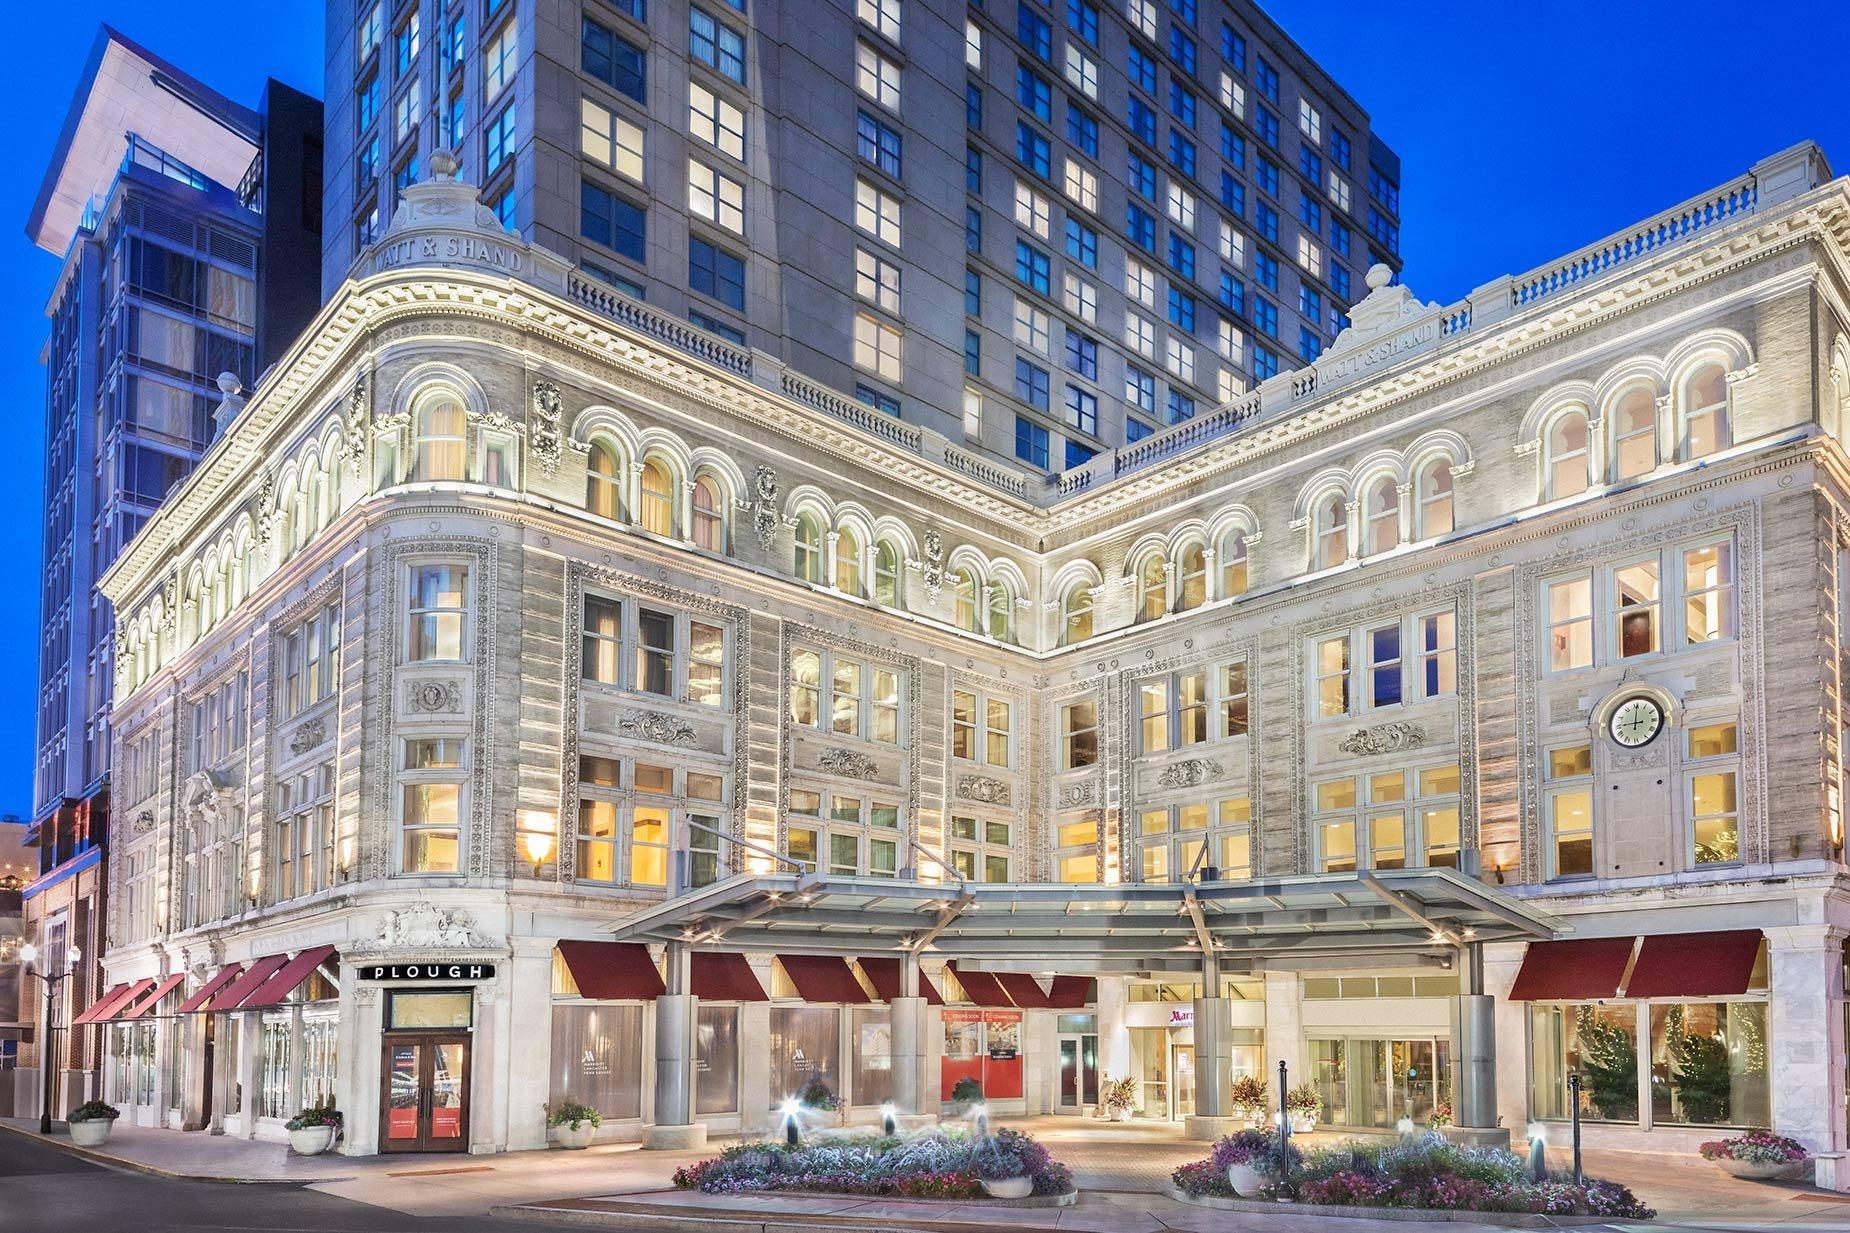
[4,1113,1836,1227]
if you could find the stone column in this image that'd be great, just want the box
[1765,925,1846,1181]
[1449,943,1509,1148]
[889,953,924,1115]
[1096,976,1130,1082]
[504,939,553,1151]
[1186,954,1236,1140]
[1262,970,1306,1086]
[1484,941,1528,1137]
[644,942,706,1150]
[236,1009,261,1139]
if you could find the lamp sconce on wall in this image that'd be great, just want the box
[519,809,558,876]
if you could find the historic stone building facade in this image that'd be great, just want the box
[85,142,1850,1173]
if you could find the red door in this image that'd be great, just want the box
[380,1035,470,1152]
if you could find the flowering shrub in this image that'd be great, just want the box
[1699,1129,1807,1165]
[672,1126,1072,1199]
[1229,1075,1269,1117]
[1172,1130,1301,1197]
[1285,1084,1322,1115]
[1174,1131,1654,1218]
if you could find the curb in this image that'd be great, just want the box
[0,1118,346,1186]
[489,1191,1077,1233]
[1163,1185,1643,1226]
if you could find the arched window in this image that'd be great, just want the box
[1219,530,1249,598]
[1612,386,1658,480]
[1416,460,1453,540]
[1061,581,1094,645]
[1137,553,1167,622]
[1364,478,1399,556]
[794,513,825,582]
[586,442,624,519]
[873,540,903,608]
[1176,543,1207,611]
[954,569,981,631]
[1316,494,1348,569]
[1546,409,1590,500]
[1681,362,1731,459]
[639,457,675,536]
[414,398,467,481]
[987,583,1014,643]
[835,527,865,596]
[691,474,725,551]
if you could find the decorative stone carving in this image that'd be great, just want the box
[288,718,329,756]
[1156,758,1223,789]
[1337,721,1428,756]
[183,770,231,829]
[956,775,1012,805]
[817,748,879,779]
[1056,780,1097,808]
[749,466,780,550]
[254,466,278,545]
[131,809,156,835]
[919,530,946,598]
[345,375,368,473]
[531,381,564,475]
[406,679,463,713]
[617,710,697,745]
[375,903,493,949]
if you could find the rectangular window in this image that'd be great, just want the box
[853,312,904,380]
[1683,542,1733,644]
[583,18,646,101]
[1688,722,1739,865]
[856,110,903,177]
[952,689,1013,767]
[401,738,465,874]
[688,82,745,161]
[855,41,901,110]
[581,179,646,262]
[581,99,644,180]
[688,162,745,232]
[1014,415,1050,468]
[484,21,516,100]
[408,564,468,661]
[689,237,746,310]
[789,648,901,744]
[855,180,901,245]
[858,0,901,41]
[1315,634,1349,718]
[484,103,516,175]
[1061,699,1099,769]
[1547,574,1593,670]
[690,9,746,83]
[856,249,901,313]
[1613,558,1661,659]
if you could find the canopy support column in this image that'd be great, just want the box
[1449,941,1508,1148]
[890,951,925,1117]
[645,942,707,1150]
[1185,949,1237,1141]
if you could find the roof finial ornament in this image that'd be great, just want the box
[1365,263,1393,292]
[428,148,461,181]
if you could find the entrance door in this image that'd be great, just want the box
[1056,1034,1099,1108]
[1172,1044,1196,1120]
[381,1035,470,1152]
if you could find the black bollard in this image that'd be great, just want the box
[1567,1072,1583,1186]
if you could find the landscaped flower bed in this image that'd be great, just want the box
[673,1125,1073,1200]
[1171,1131,1654,1219]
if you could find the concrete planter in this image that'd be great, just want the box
[553,1122,597,1150]
[1712,1156,1804,1180]
[288,1124,337,1156]
[979,1176,1033,1199]
[1226,1161,1268,1196]
[68,1119,114,1148]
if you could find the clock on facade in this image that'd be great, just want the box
[1607,696,1665,748]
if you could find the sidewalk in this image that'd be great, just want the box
[7,1113,1847,1229]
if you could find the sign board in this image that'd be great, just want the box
[358,961,496,982]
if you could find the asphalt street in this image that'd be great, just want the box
[0,1132,561,1232]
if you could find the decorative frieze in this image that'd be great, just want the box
[617,710,698,746]
[406,680,464,714]
[1155,758,1223,790]
[955,775,1012,805]
[817,748,880,780]
[1337,721,1428,756]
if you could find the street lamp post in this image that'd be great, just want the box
[19,942,81,1136]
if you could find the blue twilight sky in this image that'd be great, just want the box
[0,0,1846,815]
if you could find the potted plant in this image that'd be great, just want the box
[1427,1100,1453,1130]
[547,1101,603,1149]
[799,1078,841,1121]
[284,1102,342,1155]
[1230,1075,1269,1128]
[973,1132,1032,1198]
[67,1100,120,1148]
[949,1076,984,1116]
[1213,1127,1299,1197]
[1285,1084,1321,1133]
[1100,1075,1138,1122]
[1699,1129,1808,1180]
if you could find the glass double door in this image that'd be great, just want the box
[1310,1037,1449,1129]
[1057,1033,1098,1108]
[381,1034,470,1152]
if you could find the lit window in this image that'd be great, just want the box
[854,313,904,380]
[1364,477,1399,556]
[1613,558,1661,659]
[1546,408,1591,500]
[688,161,745,231]
[413,398,466,481]
[856,41,901,109]
[688,82,745,161]
[1062,159,1097,211]
[484,21,516,101]
[1013,297,1051,354]
[400,738,464,874]
[1545,744,1593,878]
[858,0,902,42]
[1547,574,1593,671]
[854,179,901,245]
[1315,493,1348,569]
[789,647,901,743]
[1680,362,1731,459]
[1064,45,1097,97]
[951,689,1013,766]
[964,18,981,67]
[1014,179,1052,238]
[1611,385,1659,480]
[1683,542,1734,644]
[855,249,901,312]
[581,99,644,181]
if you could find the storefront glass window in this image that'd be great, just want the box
[550,1003,643,1120]
[1648,1002,1769,1127]
[166,1019,185,1113]
[770,1006,840,1107]
[1310,1038,1347,1125]
[302,1013,338,1109]
[851,1008,893,1107]
[695,1004,739,1115]
[259,1012,291,1119]
[1530,1003,1638,1122]
[388,990,473,1029]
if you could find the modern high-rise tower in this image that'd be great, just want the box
[321,0,1400,469]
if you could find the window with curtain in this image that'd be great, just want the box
[414,399,467,481]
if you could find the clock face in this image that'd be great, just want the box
[1608,697,1665,748]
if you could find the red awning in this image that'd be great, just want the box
[856,956,944,1005]
[1047,976,1094,1009]
[558,941,664,1000]
[1508,937,1636,1001]
[70,982,134,1026]
[994,972,1054,1009]
[113,973,189,1020]
[777,954,870,1004]
[692,951,766,1002]
[1624,931,1763,999]
[947,963,1015,1008]
[206,954,290,1012]
[240,946,339,1010]
[178,965,244,1014]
